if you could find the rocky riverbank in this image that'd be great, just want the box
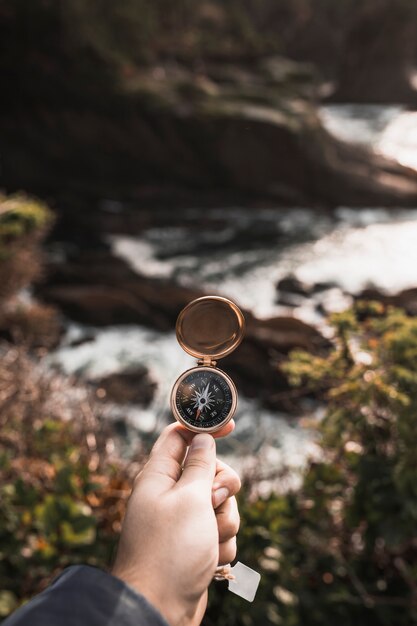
[4,62,417,208]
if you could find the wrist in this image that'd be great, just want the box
[112,567,194,626]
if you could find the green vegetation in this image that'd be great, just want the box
[0,195,129,619]
[0,193,52,247]
[0,345,130,618]
[206,303,417,626]
[0,194,53,301]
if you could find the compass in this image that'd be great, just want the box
[170,296,245,433]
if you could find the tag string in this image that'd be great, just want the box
[213,564,235,581]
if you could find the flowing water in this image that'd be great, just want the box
[50,105,417,476]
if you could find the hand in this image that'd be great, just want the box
[112,421,241,626]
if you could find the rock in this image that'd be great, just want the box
[277,275,340,298]
[3,66,417,207]
[36,248,205,329]
[328,2,417,105]
[311,280,338,293]
[355,286,417,315]
[250,315,328,352]
[190,98,417,207]
[68,334,95,348]
[276,293,305,308]
[276,275,344,309]
[277,274,312,297]
[223,314,330,411]
[94,366,157,407]
[394,288,417,315]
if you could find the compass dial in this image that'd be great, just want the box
[172,367,236,432]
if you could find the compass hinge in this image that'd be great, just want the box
[198,357,217,367]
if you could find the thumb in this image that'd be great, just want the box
[180,434,216,489]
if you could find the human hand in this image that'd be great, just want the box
[112,421,241,626]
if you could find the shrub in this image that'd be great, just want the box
[205,303,417,626]
[0,194,53,300]
[0,345,133,619]
[0,193,134,620]
[0,302,63,351]
[0,195,52,241]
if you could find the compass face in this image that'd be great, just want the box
[172,367,236,432]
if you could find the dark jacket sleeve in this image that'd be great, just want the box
[3,565,169,626]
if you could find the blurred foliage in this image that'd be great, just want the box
[0,194,132,619]
[0,302,62,351]
[0,193,51,250]
[0,194,52,300]
[205,302,417,626]
[0,344,132,619]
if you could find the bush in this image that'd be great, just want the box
[0,193,135,620]
[205,303,417,626]
[0,194,52,241]
[0,345,133,619]
[0,302,62,350]
[0,194,53,300]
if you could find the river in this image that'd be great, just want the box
[49,104,417,482]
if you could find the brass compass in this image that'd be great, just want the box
[170,296,245,433]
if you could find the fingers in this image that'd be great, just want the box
[216,496,240,565]
[216,496,240,543]
[212,459,241,508]
[136,421,237,497]
[138,423,190,492]
[212,419,235,438]
[218,537,237,566]
[180,434,216,488]
[175,419,235,441]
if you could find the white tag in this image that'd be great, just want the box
[227,562,261,602]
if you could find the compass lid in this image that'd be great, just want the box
[176,296,245,360]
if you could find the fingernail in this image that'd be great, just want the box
[213,487,229,508]
[190,434,214,450]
